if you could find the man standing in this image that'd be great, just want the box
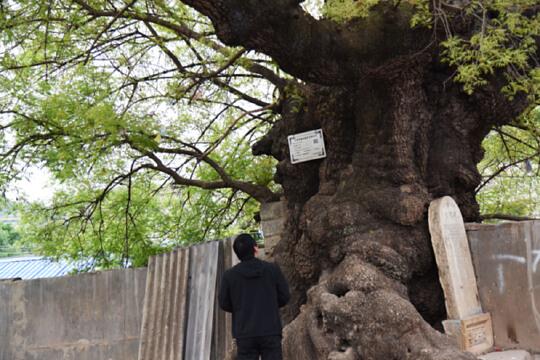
[218,233,290,360]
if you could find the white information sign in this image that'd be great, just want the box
[287,129,326,164]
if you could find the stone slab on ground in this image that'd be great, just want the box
[478,350,532,360]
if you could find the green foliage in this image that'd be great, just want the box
[321,0,433,27]
[18,166,265,268]
[409,0,432,28]
[0,223,20,247]
[0,0,537,267]
[0,0,280,268]
[4,66,277,267]
[441,0,540,98]
[477,107,540,217]
[323,0,381,21]
[317,0,539,101]
[0,223,23,258]
[321,0,431,25]
[0,199,26,257]
[18,181,166,268]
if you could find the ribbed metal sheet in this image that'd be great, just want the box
[0,256,79,280]
[184,241,220,360]
[211,238,239,359]
[138,239,237,360]
[138,248,190,360]
[139,239,238,360]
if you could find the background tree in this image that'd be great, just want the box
[477,107,540,219]
[0,199,25,257]
[18,166,270,268]
[0,223,22,257]
[0,0,539,359]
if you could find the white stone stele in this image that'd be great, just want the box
[428,196,483,320]
[478,350,532,360]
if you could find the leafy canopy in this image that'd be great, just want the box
[0,0,281,267]
[322,0,539,99]
[0,0,538,267]
[477,107,540,218]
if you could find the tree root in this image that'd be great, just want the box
[283,255,476,360]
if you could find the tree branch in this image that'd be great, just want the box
[180,0,429,85]
[476,149,540,193]
[83,0,138,64]
[141,151,278,203]
[71,0,286,87]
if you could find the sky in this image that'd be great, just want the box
[9,166,54,203]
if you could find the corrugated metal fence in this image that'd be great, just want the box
[138,239,238,360]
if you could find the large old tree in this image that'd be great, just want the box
[1,0,539,358]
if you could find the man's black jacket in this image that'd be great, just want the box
[218,257,290,339]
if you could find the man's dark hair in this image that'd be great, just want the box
[233,233,257,261]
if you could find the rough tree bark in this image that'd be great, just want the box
[182,1,529,359]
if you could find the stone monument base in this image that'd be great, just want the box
[442,313,493,355]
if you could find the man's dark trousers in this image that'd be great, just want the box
[236,336,282,360]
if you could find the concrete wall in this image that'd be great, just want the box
[467,221,540,352]
[0,267,146,360]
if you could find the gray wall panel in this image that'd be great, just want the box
[467,221,540,352]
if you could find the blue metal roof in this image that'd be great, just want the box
[0,256,80,280]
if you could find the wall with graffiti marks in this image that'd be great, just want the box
[467,221,540,352]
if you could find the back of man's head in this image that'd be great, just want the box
[233,233,257,261]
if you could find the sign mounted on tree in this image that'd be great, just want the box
[287,129,326,164]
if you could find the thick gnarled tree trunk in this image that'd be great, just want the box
[181,1,526,358]
[252,62,521,359]
[252,68,479,359]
